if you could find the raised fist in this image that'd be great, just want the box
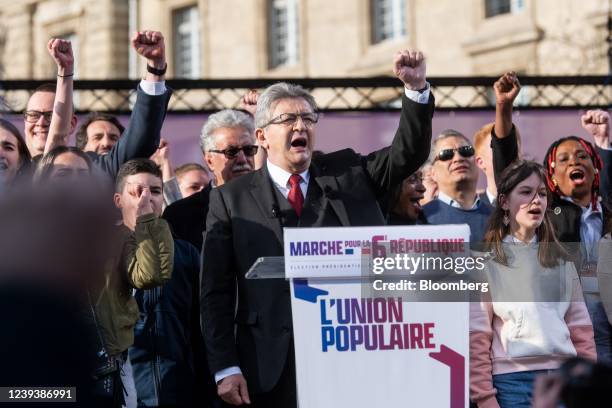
[150,138,169,165]
[241,89,259,117]
[393,50,426,91]
[581,109,610,149]
[47,38,74,73]
[494,72,521,106]
[131,30,166,68]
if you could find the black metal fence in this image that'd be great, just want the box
[0,76,609,114]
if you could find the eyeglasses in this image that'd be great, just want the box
[262,112,319,128]
[209,145,259,159]
[24,110,53,123]
[434,145,475,162]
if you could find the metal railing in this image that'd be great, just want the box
[0,76,609,114]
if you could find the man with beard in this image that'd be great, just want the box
[75,113,125,156]
[161,109,257,408]
[163,109,257,250]
[422,129,492,244]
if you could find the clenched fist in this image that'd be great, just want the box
[150,138,170,166]
[393,50,426,91]
[581,110,610,149]
[47,38,74,75]
[131,30,166,69]
[241,89,259,117]
[494,71,521,106]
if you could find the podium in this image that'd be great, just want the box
[246,225,471,408]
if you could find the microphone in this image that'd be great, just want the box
[271,204,281,218]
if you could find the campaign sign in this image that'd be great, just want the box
[285,226,470,408]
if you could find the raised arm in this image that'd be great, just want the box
[150,138,183,205]
[491,72,521,187]
[581,109,611,199]
[241,89,259,117]
[365,50,434,197]
[493,72,520,140]
[241,90,267,168]
[93,30,172,179]
[44,38,76,154]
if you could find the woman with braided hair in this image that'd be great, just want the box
[490,71,612,363]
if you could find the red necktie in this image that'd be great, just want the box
[287,174,304,216]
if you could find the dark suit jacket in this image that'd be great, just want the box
[163,183,212,250]
[201,94,435,394]
[88,86,172,180]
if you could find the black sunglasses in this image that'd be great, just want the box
[209,145,259,159]
[434,145,475,162]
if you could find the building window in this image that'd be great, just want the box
[485,0,524,18]
[268,0,299,68]
[371,0,406,44]
[173,6,201,78]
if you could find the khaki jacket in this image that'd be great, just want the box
[94,213,174,356]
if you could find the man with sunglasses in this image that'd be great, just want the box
[163,109,257,250]
[422,129,492,245]
[201,50,434,408]
[161,109,257,408]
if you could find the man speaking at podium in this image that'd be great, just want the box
[201,50,434,407]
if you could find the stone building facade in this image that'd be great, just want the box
[0,0,608,80]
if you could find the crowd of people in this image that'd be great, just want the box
[0,29,611,408]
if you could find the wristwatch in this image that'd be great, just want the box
[147,63,167,76]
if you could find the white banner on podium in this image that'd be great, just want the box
[285,225,470,408]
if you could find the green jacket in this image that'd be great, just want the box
[94,213,174,356]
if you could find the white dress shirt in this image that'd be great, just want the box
[486,189,496,206]
[139,79,167,95]
[213,83,431,384]
[266,160,310,199]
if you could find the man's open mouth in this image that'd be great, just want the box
[290,137,308,148]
